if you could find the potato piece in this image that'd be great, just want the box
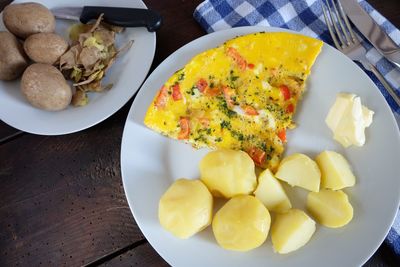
[275,153,321,192]
[212,195,270,251]
[21,64,72,111]
[0,31,28,80]
[24,33,69,64]
[158,179,213,239]
[316,151,356,190]
[254,169,291,213]
[271,209,316,254]
[2,3,55,39]
[307,189,353,228]
[199,149,257,198]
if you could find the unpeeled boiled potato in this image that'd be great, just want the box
[2,2,55,39]
[199,149,257,198]
[24,33,69,64]
[21,63,72,111]
[0,31,28,80]
[212,195,271,251]
[158,179,213,239]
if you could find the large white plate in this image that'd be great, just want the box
[121,26,400,267]
[0,0,155,135]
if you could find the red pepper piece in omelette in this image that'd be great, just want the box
[280,85,291,101]
[172,83,182,101]
[226,47,247,71]
[155,85,168,109]
[278,129,287,143]
[248,147,266,166]
[196,78,208,93]
[178,117,190,140]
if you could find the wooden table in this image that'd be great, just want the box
[0,0,399,266]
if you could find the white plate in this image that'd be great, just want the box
[121,26,400,267]
[0,0,155,135]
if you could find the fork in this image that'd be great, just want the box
[322,0,400,106]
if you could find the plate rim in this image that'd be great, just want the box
[121,25,400,267]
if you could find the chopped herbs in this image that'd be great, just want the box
[230,75,239,82]
[177,72,185,81]
[186,85,197,96]
[220,120,231,129]
[217,96,237,118]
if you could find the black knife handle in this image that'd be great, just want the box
[80,6,162,32]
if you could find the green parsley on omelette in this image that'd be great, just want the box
[144,32,323,170]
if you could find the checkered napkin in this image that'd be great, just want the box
[194,0,400,257]
[194,0,400,126]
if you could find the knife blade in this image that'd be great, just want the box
[339,0,400,68]
[51,6,162,32]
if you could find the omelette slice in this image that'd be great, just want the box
[144,32,323,170]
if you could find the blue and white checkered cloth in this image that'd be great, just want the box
[194,0,400,126]
[194,0,400,257]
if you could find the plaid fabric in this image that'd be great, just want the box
[194,0,400,257]
[194,0,400,125]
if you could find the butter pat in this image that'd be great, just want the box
[325,93,374,147]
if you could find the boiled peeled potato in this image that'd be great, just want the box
[307,189,353,228]
[271,209,316,254]
[254,169,291,213]
[212,195,271,251]
[199,149,257,198]
[316,151,356,190]
[158,179,213,239]
[275,153,321,192]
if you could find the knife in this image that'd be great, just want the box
[339,0,400,68]
[51,6,162,32]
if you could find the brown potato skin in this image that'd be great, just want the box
[24,33,69,64]
[3,2,55,39]
[0,31,29,80]
[21,63,72,111]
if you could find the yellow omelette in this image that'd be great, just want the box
[144,32,323,170]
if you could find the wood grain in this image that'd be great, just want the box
[0,0,399,266]
[0,113,144,266]
[368,0,400,27]
[0,0,204,265]
[100,242,169,267]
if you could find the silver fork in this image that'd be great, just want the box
[322,0,400,106]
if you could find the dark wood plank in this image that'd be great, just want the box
[0,0,10,10]
[0,129,24,145]
[146,0,205,69]
[0,0,399,266]
[100,242,169,267]
[0,107,144,266]
[368,0,400,28]
[0,0,205,265]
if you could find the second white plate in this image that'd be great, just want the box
[0,0,156,135]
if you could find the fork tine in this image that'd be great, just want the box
[322,3,341,50]
[336,0,357,42]
[326,0,346,48]
[331,0,351,45]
